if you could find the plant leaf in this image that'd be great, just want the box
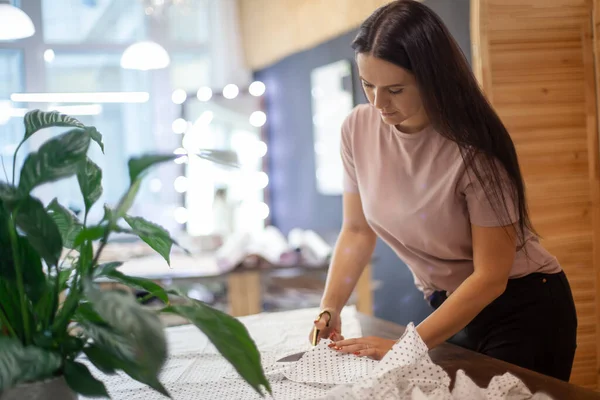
[18,128,91,195]
[0,337,62,392]
[78,321,171,398]
[22,110,85,143]
[93,262,123,278]
[14,196,62,267]
[0,182,20,204]
[101,269,169,304]
[83,345,117,375]
[79,322,136,361]
[64,360,110,398]
[47,199,83,249]
[196,149,239,168]
[85,286,167,377]
[115,178,141,218]
[88,127,104,153]
[73,225,107,247]
[77,158,103,218]
[127,154,175,185]
[124,215,172,265]
[0,204,46,303]
[163,301,270,395]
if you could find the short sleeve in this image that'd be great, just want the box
[340,111,359,193]
[461,155,519,227]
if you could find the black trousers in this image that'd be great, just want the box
[428,271,577,381]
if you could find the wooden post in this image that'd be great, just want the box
[227,270,262,317]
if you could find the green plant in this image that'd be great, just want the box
[0,110,270,398]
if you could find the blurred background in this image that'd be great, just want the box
[2,0,599,390]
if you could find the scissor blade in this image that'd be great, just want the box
[277,351,305,362]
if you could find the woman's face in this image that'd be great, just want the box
[356,53,429,132]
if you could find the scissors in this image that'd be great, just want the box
[277,310,332,362]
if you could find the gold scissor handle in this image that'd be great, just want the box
[312,310,333,345]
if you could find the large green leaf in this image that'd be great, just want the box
[124,215,172,266]
[0,203,46,303]
[100,269,169,304]
[77,158,103,218]
[85,286,167,376]
[127,154,175,185]
[79,322,136,361]
[64,360,110,398]
[18,128,91,195]
[22,110,85,143]
[0,337,61,392]
[83,345,117,375]
[163,301,270,395]
[47,199,83,249]
[14,196,62,267]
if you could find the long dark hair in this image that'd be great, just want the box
[352,0,535,245]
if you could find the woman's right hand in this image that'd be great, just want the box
[308,308,343,345]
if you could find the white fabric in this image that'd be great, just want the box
[80,307,553,399]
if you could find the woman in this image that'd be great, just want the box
[310,0,577,381]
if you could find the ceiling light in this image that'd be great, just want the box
[49,104,103,116]
[121,41,170,71]
[0,2,35,41]
[10,92,149,103]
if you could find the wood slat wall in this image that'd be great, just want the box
[472,0,600,389]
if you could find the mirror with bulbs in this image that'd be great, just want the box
[176,82,270,242]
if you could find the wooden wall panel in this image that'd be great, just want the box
[472,0,600,389]
[237,0,397,69]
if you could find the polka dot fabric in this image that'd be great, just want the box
[79,310,553,400]
[284,338,378,384]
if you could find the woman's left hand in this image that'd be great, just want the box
[329,336,396,360]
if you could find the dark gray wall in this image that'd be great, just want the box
[255,0,471,326]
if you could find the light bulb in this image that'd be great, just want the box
[173,176,189,193]
[174,207,189,224]
[257,202,270,220]
[223,84,239,99]
[172,118,188,134]
[44,49,55,63]
[256,172,269,189]
[254,141,268,157]
[172,89,187,105]
[249,81,266,97]
[196,87,213,102]
[249,111,267,127]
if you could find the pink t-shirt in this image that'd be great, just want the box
[341,104,561,298]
